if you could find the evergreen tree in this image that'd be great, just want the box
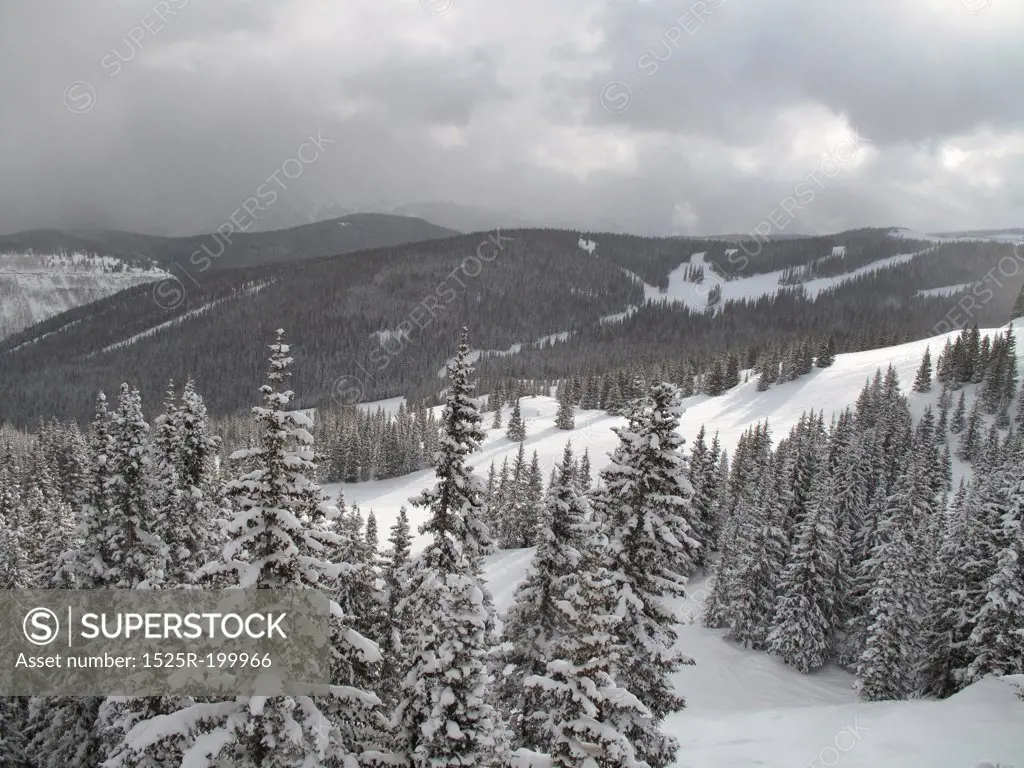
[394,330,505,768]
[815,334,836,368]
[855,458,932,700]
[575,449,592,496]
[555,381,575,430]
[496,443,589,751]
[378,507,413,710]
[958,397,982,462]
[521,525,652,768]
[766,445,840,672]
[687,425,715,567]
[107,383,165,589]
[950,391,967,434]
[491,398,503,430]
[913,347,933,393]
[728,453,789,650]
[507,398,526,442]
[590,382,696,768]
[579,376,600,410]
[27,396,112,767]
[965,469,1024,682]
[604,377,624,415]
[415,329,494,571]
[118,329,383,767]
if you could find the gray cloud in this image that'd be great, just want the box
[1,0,1022,238]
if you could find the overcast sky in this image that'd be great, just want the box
[1,0,1022,237]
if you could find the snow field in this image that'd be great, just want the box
[327,320,1024,767]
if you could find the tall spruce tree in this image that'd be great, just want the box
[913,347,933,393]
[555,381,575,430]
[965,468,1024,682]
[521,523,652,768]
[766,444,840,672]
[394,329,505,768]
[495,442,590,751]
[589,381,696,768]
[116,330,383,767]
[507,397,526,442]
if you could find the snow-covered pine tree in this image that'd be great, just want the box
[958,396,982,462]
[507,397,526,442]
[523,451,544,545]
[497,441,528,549]
[766,442,840,672]
[728,452,789,650]
[855,456,933,700]
[73,391,117,588]
[589,381,696,768]
[0,494,28,588]
[377,506,412,710]
[491,397,503,430]
[964,466,1024,682]
[27,394,116,768]
[108,383,166,589]
[148,381,189,586]
[920,480,973,697]
[950,391,967,434]
[416,328,494,571]
[687,425,716,568]
[555,380,575,430]
[703,423,769,629]
[815,334,836,368]
[575,448,592,496]
[913,347,933,393]
[172,377,222,581]
[521,524,652,768]
[580,376,600,410]
[393,328,505,768]
[495,442,590,751]
[604,376,624,415]
[365,510,379,556]
[116,329,383,768]
[0,698,28,767]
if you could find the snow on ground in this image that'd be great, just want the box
[649,249,934,313]
[0,251,169,340]
[371,329,410,345]
[331,319,1024,554]
[475,550,1024,767]
[326,320,1024,767]
[889,226,1024,246]
[601,247,937,320]
[356,396,407,416]
[889,227,958,243]
[916,282,978,298]
[578,237,597,254]
[436,332,573,377]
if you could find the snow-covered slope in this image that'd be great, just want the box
[332,319,1024,548]
[618,247,934,316]
[0,251,168,340]
[327,320,1024,767]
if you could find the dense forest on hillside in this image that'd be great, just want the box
[0,214,457,273]
[0,228,1020,428]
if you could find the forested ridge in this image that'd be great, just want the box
[1,227,1021,428]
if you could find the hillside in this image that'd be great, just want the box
[328,321,1024,767]
[0,212,454,343]
[331,320,1023,551]
[0,213,456,274]
[0,251,168,340]
[1,227,1022,427]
